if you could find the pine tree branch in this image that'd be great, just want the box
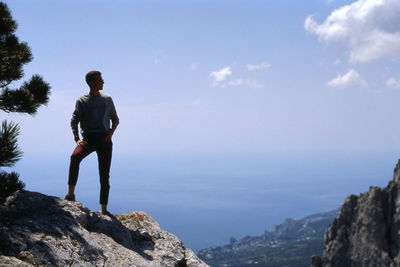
[0,79,12,89]
[0,170,25,202]
[0,75,51,115]
[0,120,22,167]
[0,35,32,83]
[0,2,51,197]
[0,2,17,35]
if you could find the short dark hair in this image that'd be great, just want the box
[85,70,102,85]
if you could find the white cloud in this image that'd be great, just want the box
[209,66,232,86]
[228,79,264,88]
[188,62,197,72]
[246,62,271,71]
[305,0,400,63]
[209,66,264,88]
[386,77,400,88]
[327,69,367,88]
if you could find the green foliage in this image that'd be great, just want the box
[201,237,325,267]
[0,2,50,201]
[0,2,17,34]
[0,120,22,167]
[0,170,24,202]
[0,2,32,88]
[0,2,50,114]
[0,74,50,114]
[209,239,323,267]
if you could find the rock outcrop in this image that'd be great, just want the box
[312,160,400,267]
[0,190,208,267]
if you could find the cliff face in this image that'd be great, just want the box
[0,190,208,267]
[312,160,400,267]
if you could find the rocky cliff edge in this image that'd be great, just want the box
[312,160,400,267]
[0,190,208,267]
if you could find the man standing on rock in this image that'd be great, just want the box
[65,71,119,215]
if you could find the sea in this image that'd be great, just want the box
[9,150,399,252]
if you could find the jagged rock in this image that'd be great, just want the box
[312,160,400,267]
[0,190,208,267]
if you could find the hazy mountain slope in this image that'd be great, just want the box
[198,209,337,267]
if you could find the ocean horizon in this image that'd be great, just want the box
[9,150,399,252]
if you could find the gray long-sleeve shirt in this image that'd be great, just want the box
[71,93,119,141]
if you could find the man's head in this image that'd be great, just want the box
[85,70,104,91]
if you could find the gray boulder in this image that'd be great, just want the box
[312,160,400,267]
[0,190,208,267]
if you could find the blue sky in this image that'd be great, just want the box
[3,0,400,251]
[1,0,398,162]
[3,0,400,157]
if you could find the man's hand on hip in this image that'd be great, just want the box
[76,140,87,147]
[103,132,113,143]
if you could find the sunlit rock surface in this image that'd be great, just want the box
[312,160,400,267]
[0,190,208,267]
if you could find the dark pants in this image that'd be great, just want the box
[68,133,113,205]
